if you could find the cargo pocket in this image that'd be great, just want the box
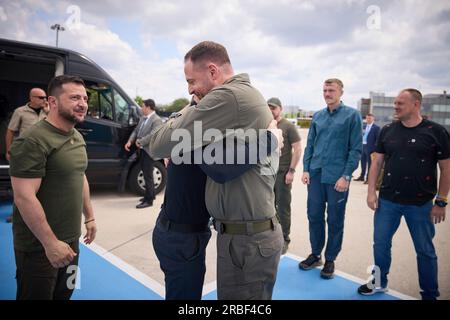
[229,237,247,270]
[219,280,264,300]
[258,236,282,258]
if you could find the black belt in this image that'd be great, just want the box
[159,215,210,233]
[213,217,277,235]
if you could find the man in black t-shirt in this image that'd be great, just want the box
[358,89,450,300]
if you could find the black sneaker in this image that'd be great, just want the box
[299,254,322,270]
[357,283,388,295]
[320,260,335,279]
[354,176,364,181]
[136,201,153,209]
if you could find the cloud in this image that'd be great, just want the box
[0,0,449,109]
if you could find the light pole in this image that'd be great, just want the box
[50,24,65,47]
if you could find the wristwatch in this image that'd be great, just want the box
[434,199,448,207]
[288,168,296,174]
[342,175,351,182]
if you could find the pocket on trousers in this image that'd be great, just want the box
[258,234,282,258]
[229,238,246,270]
[180,235,202,262]
[220,280,264,300]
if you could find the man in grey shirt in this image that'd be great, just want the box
[149,41,283,300]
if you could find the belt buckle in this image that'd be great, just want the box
[246,222,254,235]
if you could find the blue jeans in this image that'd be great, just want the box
[307,171,349,261]
[374,198,439,299]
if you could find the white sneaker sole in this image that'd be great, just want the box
[359,287,388,296]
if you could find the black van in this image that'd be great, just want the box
[0,38,166,198]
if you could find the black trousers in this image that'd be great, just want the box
[14,241,79,300]
[140,151,155,202]
[360,144,371,179]
[152,214,211,300]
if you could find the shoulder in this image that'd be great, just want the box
[380,121,398,134]
[21,120,46,137]
[12,105,27,115]
[73,128,86,142]
[342,105,361,117]
[422,119,449,135]
[284,119,298,131]
[200,86,236,107]
[312,108,327,119]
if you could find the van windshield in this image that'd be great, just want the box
[85,83,129,125]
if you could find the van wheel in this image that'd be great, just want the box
[127,161,167,196]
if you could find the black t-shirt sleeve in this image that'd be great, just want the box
[375,125,388,154]
[435,126,450,160]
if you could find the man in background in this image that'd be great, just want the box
[301,78,362,279]
[355,113,380,184]
[125,99,163,208]
[5,88,48,223]
[267,97,301,254]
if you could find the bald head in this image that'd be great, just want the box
[29,88,47,109]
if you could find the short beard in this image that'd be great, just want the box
[58,107,84,124]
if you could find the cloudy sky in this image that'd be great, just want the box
[0,0,449,110]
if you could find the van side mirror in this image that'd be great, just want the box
[129,105,142,126]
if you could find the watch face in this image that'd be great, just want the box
[435,200,447,207]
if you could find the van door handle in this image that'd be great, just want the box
[78,128,93,135]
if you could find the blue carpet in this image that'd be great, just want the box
[0,202,15,300]
[1,201,401,300]
[202,256,399,300]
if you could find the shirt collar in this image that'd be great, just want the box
[327,102,343,115]
[144,111,155,119]
[25,103,41,114]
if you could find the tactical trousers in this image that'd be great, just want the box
[274,169,292,244]
[216,224,283,300]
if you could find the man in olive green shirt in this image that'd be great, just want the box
[150,41,283,300]
[9,75,96,300]
[268,97,301,254]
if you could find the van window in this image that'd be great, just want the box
[86,83,113,121]
[114,89,129,125]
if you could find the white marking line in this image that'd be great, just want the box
[285,253,417,300]
[202,281,217,296]
[81,241,165,298]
